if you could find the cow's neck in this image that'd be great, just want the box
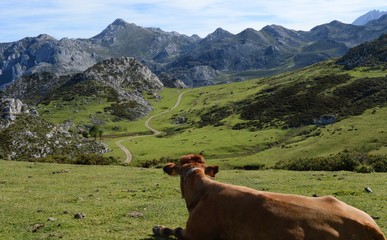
[181,168,208,211]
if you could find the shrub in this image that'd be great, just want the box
[74,154,119,165]
[355,164,374,173]
[274,151,387,172]
[33,154,119,165]
[233,164,266,170]
[137,156,177,168]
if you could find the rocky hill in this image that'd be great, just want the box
[0,99,106,161]
[0,57,164,161]
[1,15,387,87]
[1,57,163,117]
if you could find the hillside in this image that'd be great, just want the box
[1,15,387,87]
[337,34,387,69]
[101,36,386,170]
[0,57,163,161]
[112,62,386,169]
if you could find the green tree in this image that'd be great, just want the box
[89,125,100,140]
[98,130,103,140]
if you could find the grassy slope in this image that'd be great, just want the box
[104,62,386,167]
[35,60,386,167]
[0,160,385,239]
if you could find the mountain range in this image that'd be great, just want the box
[1,12,387,87]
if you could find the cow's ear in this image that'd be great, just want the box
[205,165,219,178]
[163,163,180,176]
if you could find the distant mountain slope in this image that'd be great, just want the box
[337,34,387,69]
[1,15,387,87]
[353,10,387,25]
[195,35,387,130]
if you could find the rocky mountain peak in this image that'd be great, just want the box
[36,34,57,41]
[203,28,234,42]
[353,10,387,26]
[111,18,130,27]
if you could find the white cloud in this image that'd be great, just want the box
[0,0,386,42]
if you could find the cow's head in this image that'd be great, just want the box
[163,154,219,177]
[163,154,219,198]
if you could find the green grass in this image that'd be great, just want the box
[37,97,113,125]
[32,61,386,170]
[108,100,387,168]
[0,160,385,239]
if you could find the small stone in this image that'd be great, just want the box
[31,223,44,232]
[48,217,57,222]
[128,211,144,218]
[74,213,86,219]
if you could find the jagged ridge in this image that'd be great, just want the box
[1,14,387,87]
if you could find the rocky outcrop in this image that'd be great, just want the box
[0,114,106,160]
[0,97,106,160]
[1,98,29,120]
[0,98,37,128]
[85,57,163,94]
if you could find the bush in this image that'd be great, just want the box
[74,154,119,165]
[355,164,374,173]
[33,154,119,165]
[274,151,387,172]
[233,164,266,170]
[137,156,177,168]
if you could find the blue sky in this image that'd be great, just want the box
[0,0,386,42]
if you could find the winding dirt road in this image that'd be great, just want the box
[116,90,191,164]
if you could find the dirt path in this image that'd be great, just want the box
[115,90,192,164]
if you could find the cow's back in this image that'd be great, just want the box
[188,180,385,240]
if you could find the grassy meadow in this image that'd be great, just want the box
[0,160,386,239]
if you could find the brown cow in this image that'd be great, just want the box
[153,154,386,240]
